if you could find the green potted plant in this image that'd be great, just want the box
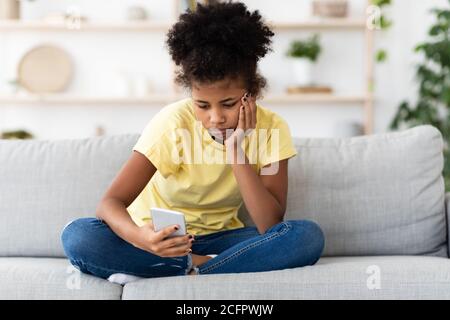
[389,3,450,191]
[286,34,321,86]
[371,0,393,64]
[1,129,34,140]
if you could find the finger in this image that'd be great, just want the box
[160,238,193,251]
[155,224,179,242]
[244,93,256,129]
[238,105,245,130]
[161,234,193,249]
[250,94,257,128]
[242,96,252,129]
[235,105,246,143]
[163,245,192,257]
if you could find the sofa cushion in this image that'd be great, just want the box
[0,134,139,257]
[0,258,122,299]
[122,256,450,300]
[282,125,447,257]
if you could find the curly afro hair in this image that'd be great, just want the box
[166,1,274,98]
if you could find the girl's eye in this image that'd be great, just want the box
[196,101,237,109]
[223,101,237,108]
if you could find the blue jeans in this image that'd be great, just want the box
[61,217,325,279]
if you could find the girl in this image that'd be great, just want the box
[61,1,324,284]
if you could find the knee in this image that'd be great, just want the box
[61,217,102,260]
[286,219,325,262]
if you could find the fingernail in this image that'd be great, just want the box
[174,226,179,230]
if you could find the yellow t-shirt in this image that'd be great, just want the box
[127,98,298,235]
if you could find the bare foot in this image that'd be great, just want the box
[188,254,213,275]
[191,254,213,267]
[188,269,197,275]
[188,254,212,276]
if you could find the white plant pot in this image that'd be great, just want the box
[0,0,20,20]
[291,59,314,86]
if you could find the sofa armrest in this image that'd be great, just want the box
[447,193,450,257]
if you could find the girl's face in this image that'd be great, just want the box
[191,77,247,138]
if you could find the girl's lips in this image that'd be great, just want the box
[208,128,234,139]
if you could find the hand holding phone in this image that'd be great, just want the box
[133,208,192,257]
[150,207,187,238]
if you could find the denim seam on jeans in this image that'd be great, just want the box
[199,222,291,274]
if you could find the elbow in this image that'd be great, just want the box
[95,208,104,220]
[252,206,285,235]
[256,214,285,235]
[95,200,107,220]
[256,226,267,235]
[95,197,127,220]
[274,205,286,223]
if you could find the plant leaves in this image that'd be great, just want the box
[376,49,388,62]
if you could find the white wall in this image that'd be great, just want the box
[0,0,447,140]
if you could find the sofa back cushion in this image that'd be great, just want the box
[0,134,139,257]
[281,125,447,257]
[0,125,446,258]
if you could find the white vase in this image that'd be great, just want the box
[0,0,20,20]
[291,59,314,86]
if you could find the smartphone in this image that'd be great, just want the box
[150,207,187,238]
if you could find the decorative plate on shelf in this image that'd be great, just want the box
[18,45,73,93]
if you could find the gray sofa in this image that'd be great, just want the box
[1,124,449,300]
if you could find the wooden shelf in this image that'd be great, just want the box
[0,20,174,32]
[264,94,368,104]
[0,19,366,32]
[0,94,369,105]
[0,94,179,105]
[270,19,367,30]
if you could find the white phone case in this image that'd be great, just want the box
[150,207,187,238]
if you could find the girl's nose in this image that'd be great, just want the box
[210,110,225,125]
